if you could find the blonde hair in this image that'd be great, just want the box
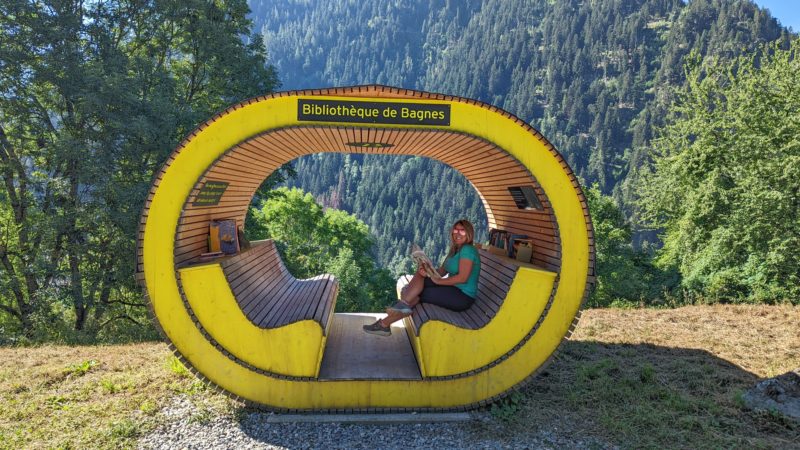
[448,219,475,257]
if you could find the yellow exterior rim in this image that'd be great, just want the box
[142,89,590,409]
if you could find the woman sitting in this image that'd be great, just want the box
[363,219,481,336]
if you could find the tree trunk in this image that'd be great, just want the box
[0,125,36,334]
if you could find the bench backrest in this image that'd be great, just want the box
[407,250,520,334]
[219,240,337,332]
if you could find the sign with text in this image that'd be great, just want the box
[192,181,229,207]
[346,142,394,149]
[298,99,450,126]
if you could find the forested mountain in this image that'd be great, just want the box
[247,0,791,270]
[289,154,487,272]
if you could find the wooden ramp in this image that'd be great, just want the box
[318,313,421,380]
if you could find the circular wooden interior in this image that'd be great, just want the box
[172,127,561,274]
[135,85,594,412]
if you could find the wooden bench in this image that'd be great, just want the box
[402,250,519,335]
[399,249,557,377]
[219,240,338,333]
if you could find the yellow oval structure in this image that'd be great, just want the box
[137,86,595,411]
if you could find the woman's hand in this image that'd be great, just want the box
[416,265,428,277]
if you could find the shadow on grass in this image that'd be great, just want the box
[232,341,799,449]
[519,341,799,449]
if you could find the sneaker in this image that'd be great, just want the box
[363,320,391,336]
[387,301,412,315]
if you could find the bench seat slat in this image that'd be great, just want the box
[218,240,337,332]
[243,275,291,318]
[314,278,339,333]
[407,250,525,335]
[227,249,278,285]
[272,278,318,327]
[243,270,287,315]
[296,275,326,324]
[229,253,280,294]
[254,278,300,327]
[221,241,273,269]
[267,279,307,327]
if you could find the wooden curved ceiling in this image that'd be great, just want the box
[172,126,561,272]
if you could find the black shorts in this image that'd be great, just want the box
[419,277,475,312]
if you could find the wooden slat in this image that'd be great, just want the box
[262,280,305,328]
[271,277,317,328]
[316,280,339,334]
[233,247,286,310]
[220,241,273,270]
[290,275,328,324]
[238,265,286,314]
[241,264,290,316]
[252,278,298,326]
[228,250,279,291]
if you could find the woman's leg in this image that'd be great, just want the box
[380,309,406,326]
[400,273,425,307]
[418,285,474,312]
[380,274,427,326]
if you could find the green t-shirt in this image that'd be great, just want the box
[442,244,481,298]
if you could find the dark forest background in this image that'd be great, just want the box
[1,0,797,343]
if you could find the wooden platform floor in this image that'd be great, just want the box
[318,313,421,380]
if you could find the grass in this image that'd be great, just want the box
[0,305,797,449]
[0,343,231,449]
[498,304,800,449]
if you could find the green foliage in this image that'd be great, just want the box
[139,399,158,415]
[45,395,70,411]
[640,40,800,303]
[107,419,139,440]
[253,0,788,199]
[584,184,677,306]
[64,360,98,377]
[251,0,792,301]
[100,378,121,395]
[287,154,488,275]
[489,391,526,422]
[248,187,394,311]
[0,0,278,340]
[167,356,191,378]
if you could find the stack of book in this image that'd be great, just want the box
[487,229,534,263]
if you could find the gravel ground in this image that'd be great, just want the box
[138,397,615,449]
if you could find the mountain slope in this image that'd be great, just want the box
[247,0,791,268]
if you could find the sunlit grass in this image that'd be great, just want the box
[0,343,232,449]
[0,305,797,448]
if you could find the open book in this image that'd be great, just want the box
[411,244,443,280]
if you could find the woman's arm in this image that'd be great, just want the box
[432,258,473,286]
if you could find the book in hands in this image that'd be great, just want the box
[411,244,442,280]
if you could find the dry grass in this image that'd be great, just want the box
[575,304,799,377]
[0,305,797,449]
[0,343,230,449]
[506,304,800,449]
